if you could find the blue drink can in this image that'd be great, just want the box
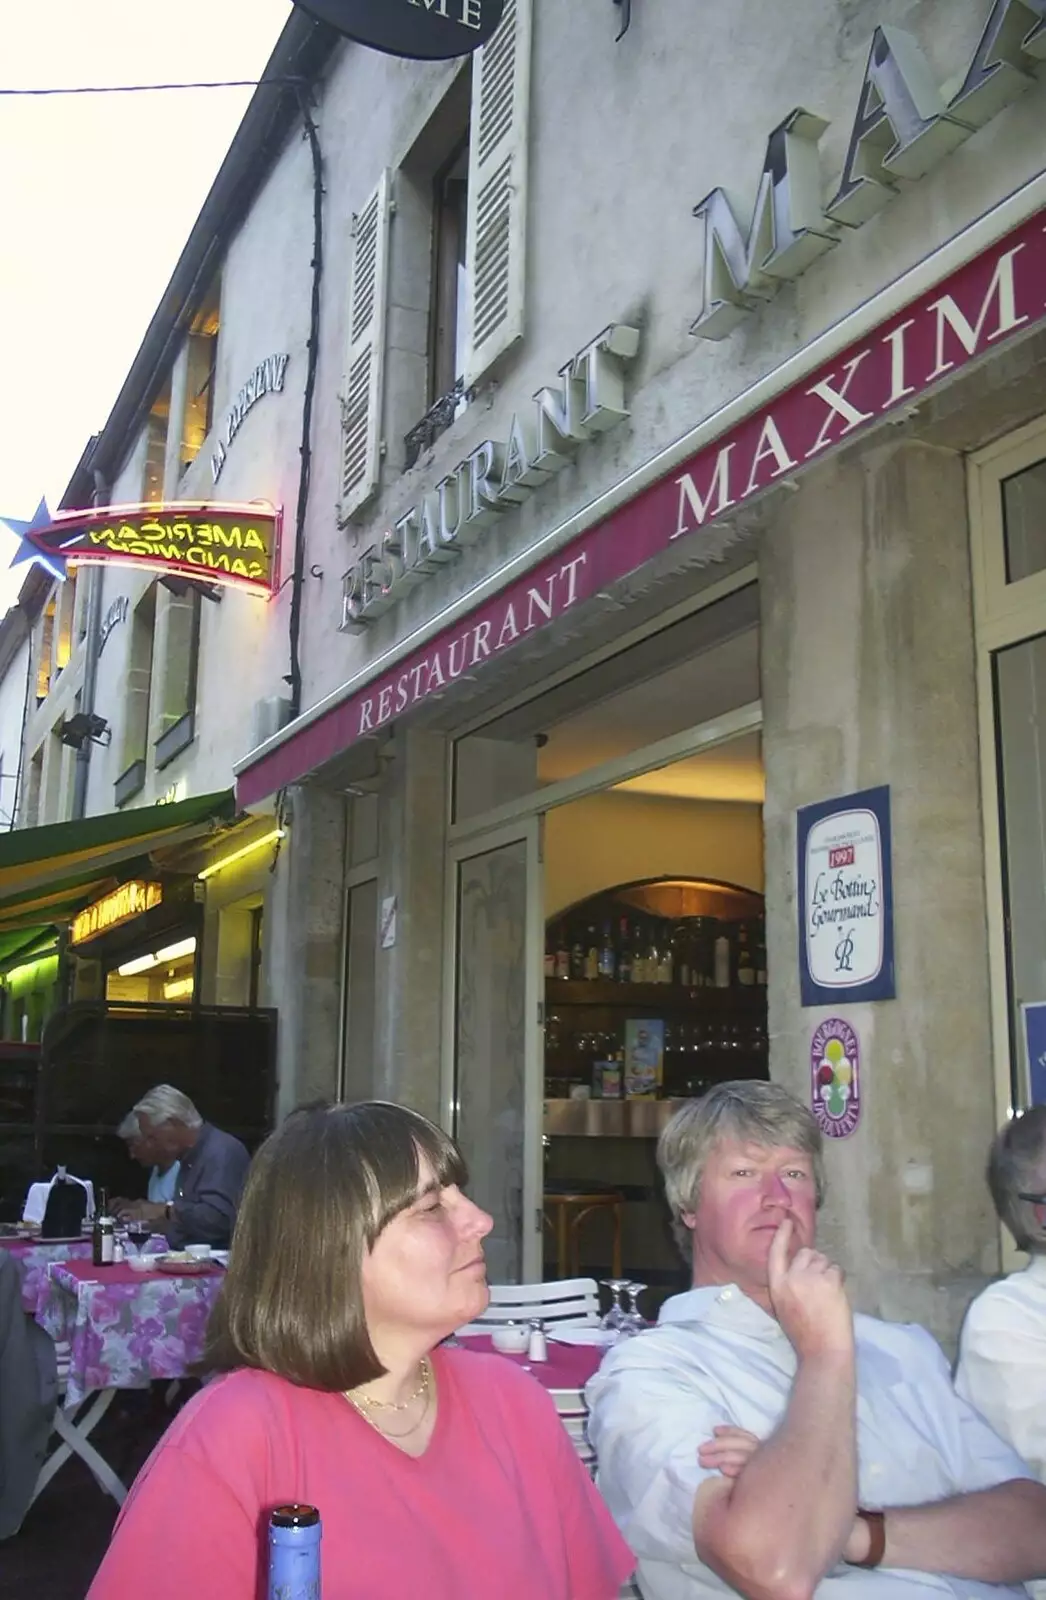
[268,1504,321,1600]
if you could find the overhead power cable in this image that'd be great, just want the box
[0,78,304,97]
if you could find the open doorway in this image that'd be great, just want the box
[446,576,763,1293]
[541,731,765,1303]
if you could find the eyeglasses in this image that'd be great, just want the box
[1018,1192,1046,1206]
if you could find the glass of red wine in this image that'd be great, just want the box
[125,1225,152,1257]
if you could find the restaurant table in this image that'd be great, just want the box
[457,1331,606,1392]
[0,1234,92,1314]
[32,1256,226,1504]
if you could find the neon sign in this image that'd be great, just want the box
[20,502,282,598]
[71,881,163,946]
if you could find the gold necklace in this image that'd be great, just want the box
[347,1357,431,1412]
[347,1385,432,1440]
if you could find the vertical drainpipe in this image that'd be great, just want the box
[71,469,108,821]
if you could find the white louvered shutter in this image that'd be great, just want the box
[463,0,532,388]
[339,169,392,523]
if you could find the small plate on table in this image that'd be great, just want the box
[156,1254,215,1276]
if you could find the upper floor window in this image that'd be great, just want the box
[181,281,221,471]
[338,0,533,522]
[143,381,171,504]
[430,138,470,408]
[35,598,55,702]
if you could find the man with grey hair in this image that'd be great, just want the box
[114,1111,181,1207]
[113,1085,249,1250]
[587,1081,1046,1600]
[956,1103,1046,1598]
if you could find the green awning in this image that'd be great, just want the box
[0,790,237,933]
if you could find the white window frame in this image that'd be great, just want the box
[969,414,1046,1162]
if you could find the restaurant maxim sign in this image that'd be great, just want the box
[237,201,1046,808]
[341,323,640,630]
[293,0,504,59]
[692,0,1045,340]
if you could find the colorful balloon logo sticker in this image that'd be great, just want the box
[810,1018,861,1138]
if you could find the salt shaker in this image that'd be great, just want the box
[527,1318,548,1362]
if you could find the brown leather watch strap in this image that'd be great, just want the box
[848,1509,886,1569]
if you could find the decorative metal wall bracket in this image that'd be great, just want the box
[613,0,632,41]
[403,376,475,470]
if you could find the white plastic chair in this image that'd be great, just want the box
[31,1338,126,1506]
[458,1276,600,1335]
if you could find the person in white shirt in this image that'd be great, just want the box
[586,1082,1046,1600]
[955,1103,1046,1585]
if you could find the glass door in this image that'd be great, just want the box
[443,818,544,1282]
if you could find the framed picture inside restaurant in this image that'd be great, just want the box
[796,785,895,1007]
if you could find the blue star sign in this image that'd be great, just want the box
[1,499,66,581]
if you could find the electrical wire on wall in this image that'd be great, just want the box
[287,87,325,721]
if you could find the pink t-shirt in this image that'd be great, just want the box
[88,1347,634,1598]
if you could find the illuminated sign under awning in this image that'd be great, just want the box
[71,881,163,946]
[22,502,282,598]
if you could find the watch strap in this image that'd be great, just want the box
[848,1509,886,1569]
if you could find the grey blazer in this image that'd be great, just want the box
[0,1252,57,1539]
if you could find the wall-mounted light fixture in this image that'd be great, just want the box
[197,828,285,882]
[58,712,111,750]
[116,936,197,978]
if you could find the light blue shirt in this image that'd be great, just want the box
[147,1163,180,1205]
[586,1285,1033,1600]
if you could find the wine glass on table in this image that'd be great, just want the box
[599,1279,631,1333]
[619,1281,647,1336]
[125,1222,153,1259]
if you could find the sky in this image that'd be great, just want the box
[0,0,294,613]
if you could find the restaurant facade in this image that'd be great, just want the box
[5,0,1044,1337]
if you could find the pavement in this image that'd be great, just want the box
[0,1392,172,1600]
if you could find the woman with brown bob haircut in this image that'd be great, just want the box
[89,1100,634,1600]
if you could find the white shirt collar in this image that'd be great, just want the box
[1024,1253,1046,1282]
[657,1284,787,1340]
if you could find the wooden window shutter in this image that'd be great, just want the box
[463,0,533,389]
[339,169,392,524]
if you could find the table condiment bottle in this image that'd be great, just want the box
[268,1503,321,1600]
[92,1215,115,1267]
[527,1319,548,1362]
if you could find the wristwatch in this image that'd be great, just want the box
[847,1509,886,1569]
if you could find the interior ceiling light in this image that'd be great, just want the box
[116,936,196,977]
[197,829,284,881]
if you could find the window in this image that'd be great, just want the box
[35,598,55,702]
[181,280,221,471]
[154,583,201,767]
[343,0,532,507]
[116,585,156,805]
[54,566,78,676]
[143,383,171,504]
[430,138,470,407]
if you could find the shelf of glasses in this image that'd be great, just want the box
[544,979,765,1007]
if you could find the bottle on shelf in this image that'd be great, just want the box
[555,926,570,980]
[584,923,600,981]
[736,925,755,987]
[616,917,632,984]
[713,926,732,989]
[268,1504,321,1600]
[631,921,647,983]
[544,931,556,980]
[598,921,616,980]
[755,932,768,986]
[569,928,586,981]
[657,923,674,984]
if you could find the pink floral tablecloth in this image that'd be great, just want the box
[0,1235,92,1314]
[35,1258,225,1406]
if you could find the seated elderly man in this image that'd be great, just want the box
[115,1111,181,1206]
[587,1081,1046,1600]
[955,1104,1046,1574]
[112,1085,249,1250]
